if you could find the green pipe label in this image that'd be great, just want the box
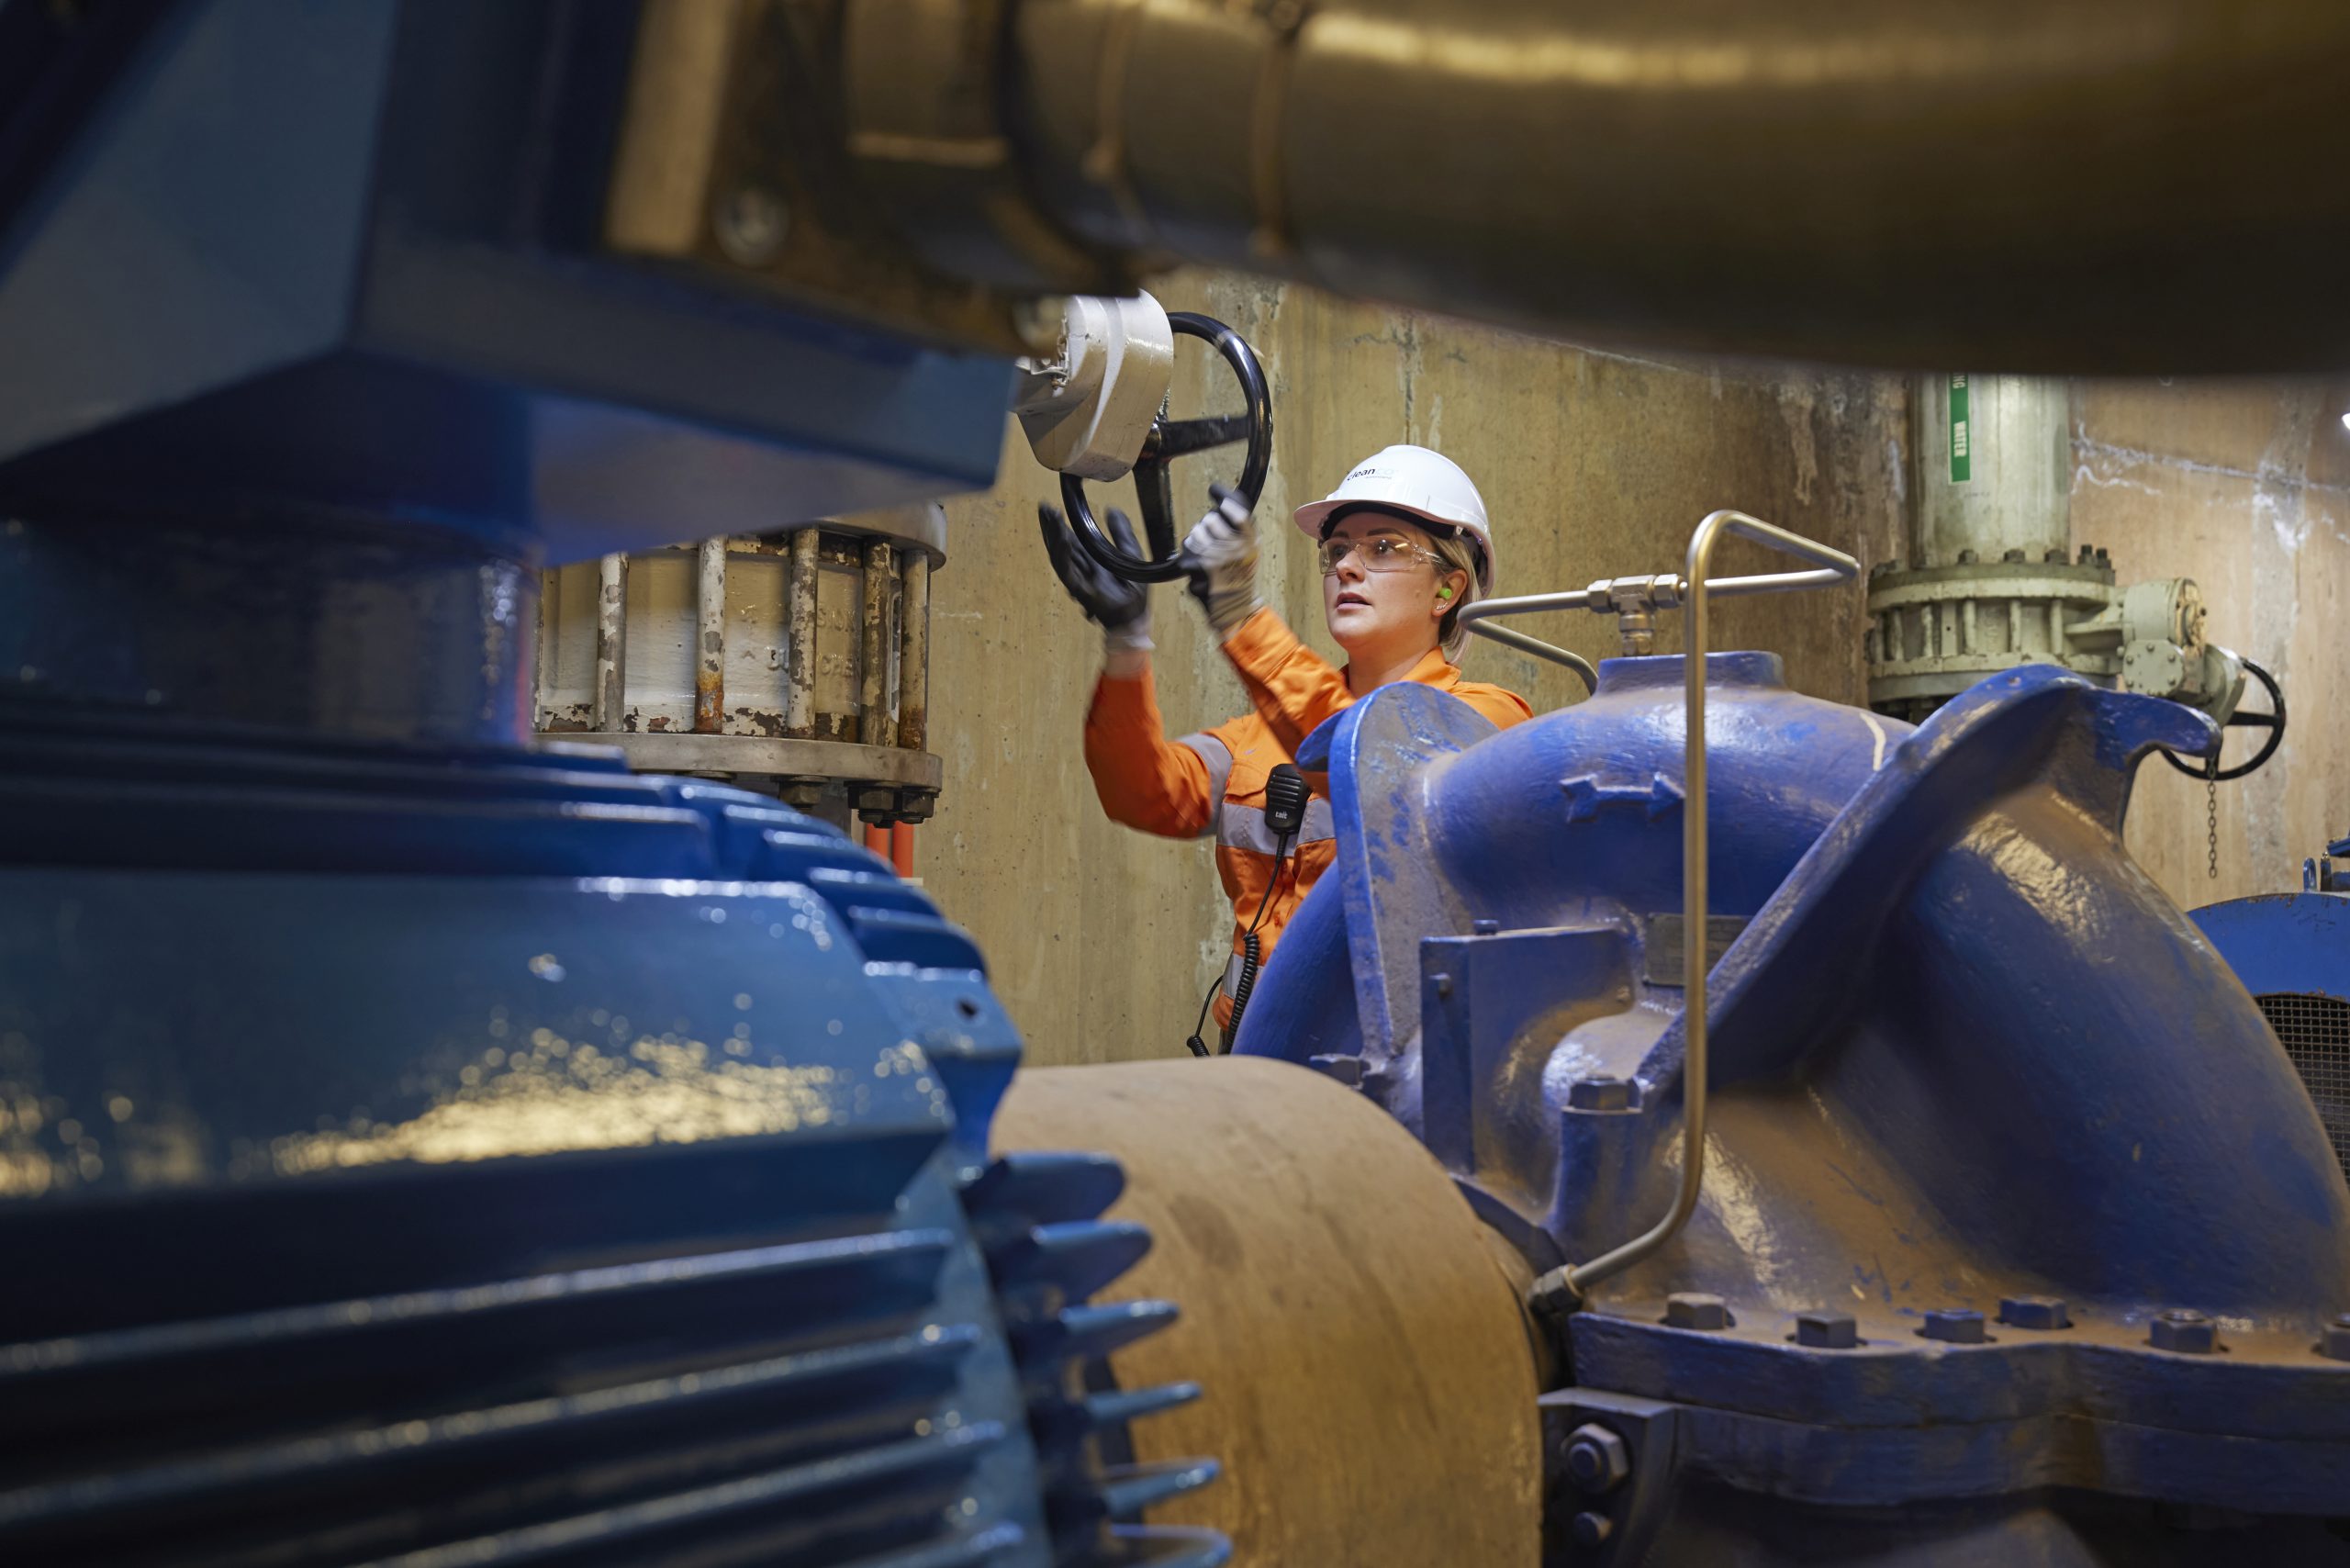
[1948,374,1972,483]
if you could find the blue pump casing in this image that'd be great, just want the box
[1242,654,2350,1562]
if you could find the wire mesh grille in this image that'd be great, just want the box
[2255,991,2350,1182]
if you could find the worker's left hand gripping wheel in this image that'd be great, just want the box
[1061,313,1273,584]
[2160,656,2287,780]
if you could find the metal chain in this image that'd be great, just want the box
[2205,752,2220,880]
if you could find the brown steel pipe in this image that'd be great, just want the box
[843,0,2350,371]
[991,1058,1543,1565]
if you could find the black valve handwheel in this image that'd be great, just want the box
[2160,657,2285,782]
[1061,310,1273,584]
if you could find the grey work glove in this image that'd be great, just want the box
[1180,484,1262,638]
[1038,502,1154,654]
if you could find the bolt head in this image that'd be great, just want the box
[1472,917,1502,935]
[2150,1310,2219,1354]
[2002,548,2029,563]
[1956,548,1979,565]
[2320,1316,2350,1362]
[1568,1076,1632,1112]
[2043,547,2067,564]
[1433,972,1454,1001]
[1562,1424,1630,1493]
[1664,1293,1732,1331]
[1795,1310,1859,1349]
[1571,1511,1615,1548]
[1999,1295,2071,1331]
[1920,1308,1987,1344]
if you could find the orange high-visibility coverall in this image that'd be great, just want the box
[1083,606,1532,1028]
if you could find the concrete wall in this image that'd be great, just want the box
[2075,380,2350,903]
[918,274,1907,1068]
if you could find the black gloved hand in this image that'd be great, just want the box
[1038,502,1153,652]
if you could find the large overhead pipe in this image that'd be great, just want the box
[814,0,2350,371]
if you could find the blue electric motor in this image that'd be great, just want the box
[2191,852,2350,1188]
[0,514,1225,1568]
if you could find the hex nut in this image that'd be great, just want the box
[2150,1310,2218,1354]
[1562,1424,1631,1494]
[2002,548,2029,563]
[1665,1293,1732,1331]
[2321,1315,2350,1362]
[1920,1308,1987,1344]
[1568,1076,1633,1112]
[1571,1512,1615,1548]
[1795,1310,1859,1349]
[1472,917,1502,935]
[1998,1295,2071,1331]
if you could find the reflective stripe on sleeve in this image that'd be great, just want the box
[1215,795,1336,856]
[1176,733,1235,838]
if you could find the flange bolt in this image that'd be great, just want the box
[2149,1309,2218,1354]
[1568,1076,1632,1111]
[1664,1293,1732,1331]
[1563,1424,1630,1494]
[1998,1296,2071,1330]
[1795,1310,1858,1349]
[1920,1308,1986,1344]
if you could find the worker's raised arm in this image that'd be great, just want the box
[1179,486,1354,750]
[1040,500,1219,835]
[1083,663,1219,837]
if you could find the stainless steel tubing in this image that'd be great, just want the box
[1459,619,1599,691]
[951,0,2350,370]
[1454,599,1598,691]
[1556,510,1858,1299]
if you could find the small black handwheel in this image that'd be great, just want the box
[1061,310,1272,584]
[2160,657,2285,782]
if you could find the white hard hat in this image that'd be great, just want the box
[1292,443,1494,587]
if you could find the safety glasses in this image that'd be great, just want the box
[1317,535,1445,576]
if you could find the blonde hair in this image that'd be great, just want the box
[1427,528,1485,662]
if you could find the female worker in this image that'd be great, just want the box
[1038,444,1532,1050]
